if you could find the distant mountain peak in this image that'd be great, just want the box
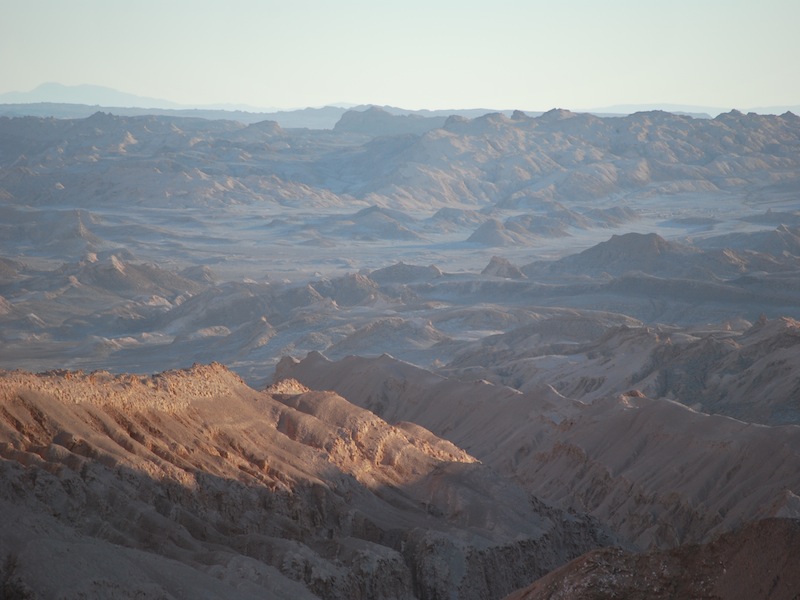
[0,82,182,109]
[539,108,577,121]
[600,232,678,256]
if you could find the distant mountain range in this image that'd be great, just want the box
[2,82,797,129]
[586,102,800,117]
[0,82,183,109]
[0,82,277,112]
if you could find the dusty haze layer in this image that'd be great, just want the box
[1,105,799,598]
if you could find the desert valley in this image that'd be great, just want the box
[1,102,799,598]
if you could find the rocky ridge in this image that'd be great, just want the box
[0,364,612,600]
[442,315,800,425]
[276,351,800,550]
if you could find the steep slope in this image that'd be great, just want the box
[467,219,536,246]
[541,232,696,276]
[444,316,800,425]
[521,230,800,280]
[0,364,611,600]
[277,352,800,550]
[505,518,800,600]
[481,256,527,279]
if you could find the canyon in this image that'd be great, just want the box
[1,105,799,598]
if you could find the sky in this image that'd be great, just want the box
[2,0,798,112]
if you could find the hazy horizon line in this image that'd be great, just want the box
[1,81,798,117]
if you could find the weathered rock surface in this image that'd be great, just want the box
[2,106,800,599]
[277,352,800,550]
[443,316,800,425]
[0,364,612,599]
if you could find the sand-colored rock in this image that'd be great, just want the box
[0,364,611,599]
[278,352,800,550]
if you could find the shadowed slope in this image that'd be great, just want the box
[278,352,800,550]
[0,364,611,600]
[505,518,800,600]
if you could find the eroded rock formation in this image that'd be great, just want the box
[0,365,611,599]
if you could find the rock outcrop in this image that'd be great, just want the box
[0,364,612,599]
[277,352,800,551]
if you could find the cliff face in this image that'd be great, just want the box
[0,365,611,600]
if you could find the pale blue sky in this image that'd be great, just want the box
[2,0,798,111]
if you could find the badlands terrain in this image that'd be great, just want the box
[1,104,799,598]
